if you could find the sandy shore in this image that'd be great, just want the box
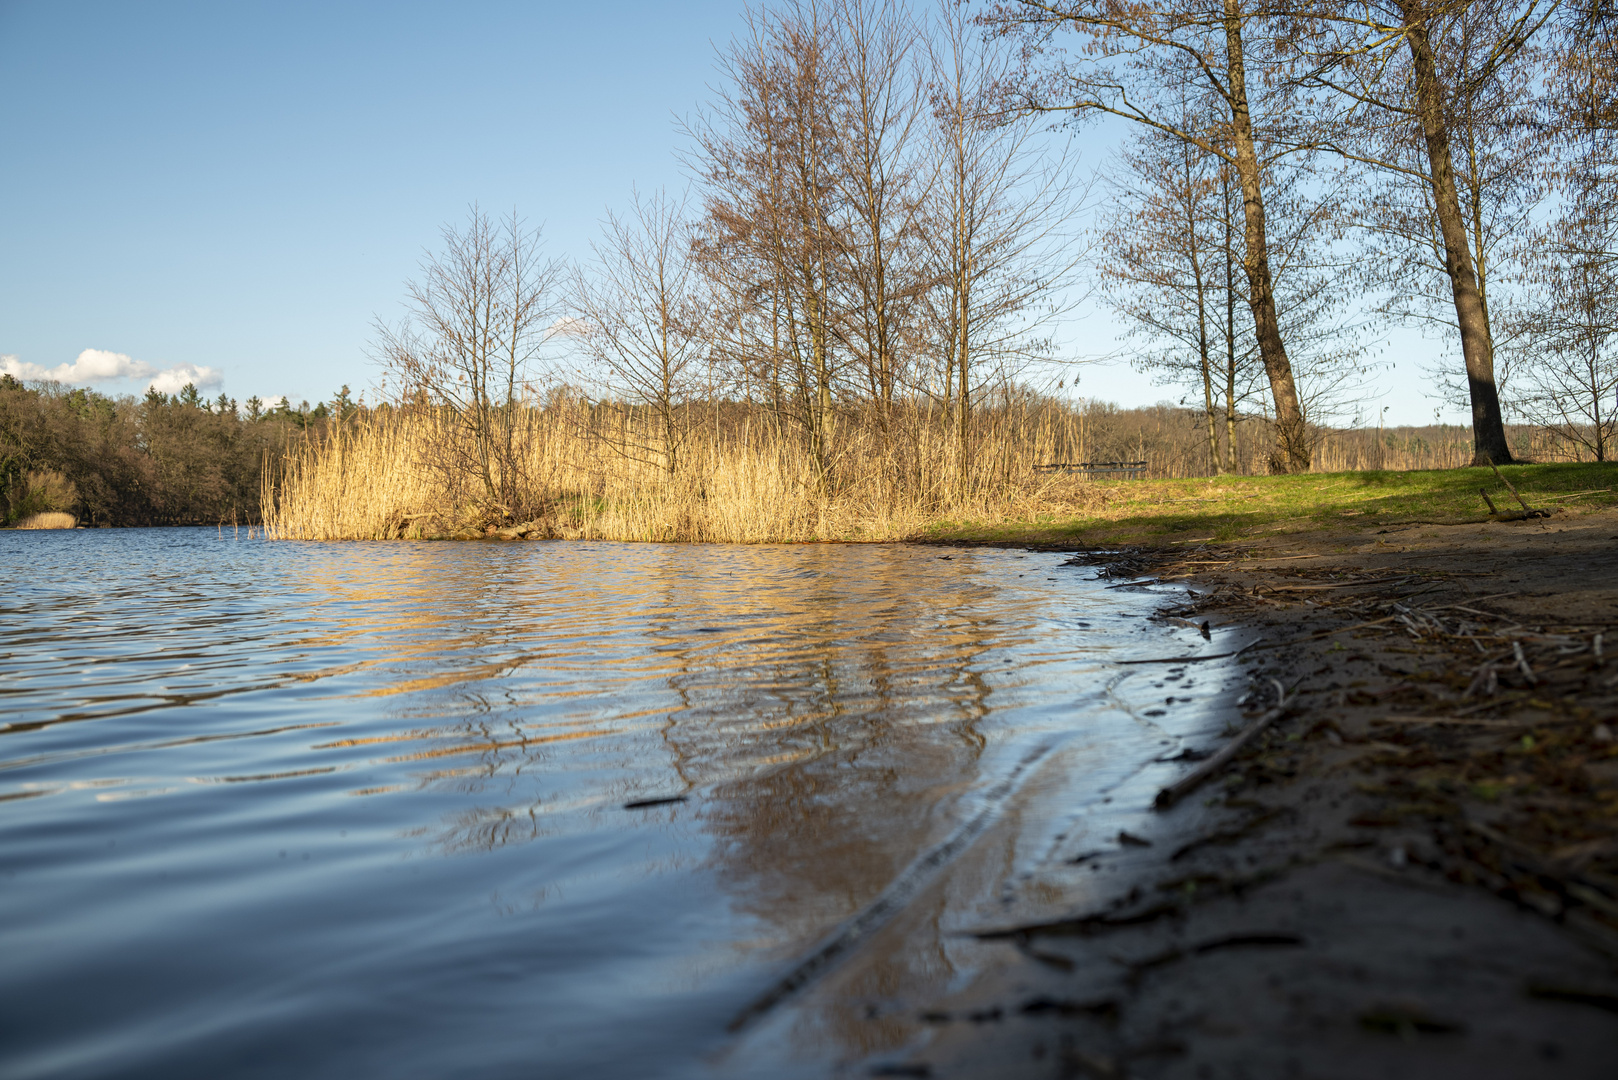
[881,507,1618,1077]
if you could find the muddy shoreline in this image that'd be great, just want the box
[872,508,1618,1077]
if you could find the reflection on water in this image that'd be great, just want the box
[0,530,1226,1078]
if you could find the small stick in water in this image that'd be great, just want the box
[623,795,688,810]
[1155,680,1289,810]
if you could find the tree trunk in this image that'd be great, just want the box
[1189,191,1221,474]
[1224,173,1240,474]
[1222,0,1310,473]
[1399,0,1514,466]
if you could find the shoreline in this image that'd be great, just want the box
[866,507,1618,1077]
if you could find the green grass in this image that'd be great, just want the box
[923,462,1618,549]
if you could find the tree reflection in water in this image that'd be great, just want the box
[297,541,1117,1064]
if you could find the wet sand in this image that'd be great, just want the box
[875,507,1618,1077]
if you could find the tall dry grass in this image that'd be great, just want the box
[261,397,1605,542]
[261,400,1114,542]
[12,511,77,530]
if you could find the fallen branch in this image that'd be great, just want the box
[1485,460,1550,518]
[1155,680,1289,809]
[1260,576,1413,593]
[1512,640,1538,685]
[1115,639,1265,665]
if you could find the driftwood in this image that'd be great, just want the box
[1115,639,1265,665]
[1155,680,1289,809]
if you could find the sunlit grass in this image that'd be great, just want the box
[925,463,1618,548]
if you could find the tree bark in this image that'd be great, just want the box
[1398,0,1514,466]
[1223,0,1310,473]
[1187,163,1221,474]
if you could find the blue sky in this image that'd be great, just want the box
[0,0,1458,423]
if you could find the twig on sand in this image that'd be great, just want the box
[1155,680,1290,809]
[1116,639,1265,665]
[1512,640,1538,685]
[1485,460,1551,518]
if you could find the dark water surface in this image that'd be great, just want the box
[0,530,1236,1078]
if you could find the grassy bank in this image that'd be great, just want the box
[261,404,1618,544]
[924,462,1618,548]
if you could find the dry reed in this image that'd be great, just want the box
[261,401,1118,542]
[261,398,1608,543]
[13,512,78,530]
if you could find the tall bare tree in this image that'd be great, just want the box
[1290,0,1557,465]
[1505,5,1618,460]
[824,0,929,435]
[572,190,709,474]
[926,0,1084,478]
[991,0,1315,472]
[1099,102,1231,472]
[689,1,845,483]
[1509,202,1618,459]
[373,207,565,516]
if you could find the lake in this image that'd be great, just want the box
[0,530,1239,1078]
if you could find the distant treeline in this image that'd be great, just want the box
[0,374,359,526]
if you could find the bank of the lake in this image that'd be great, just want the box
[869,502,1618,1078]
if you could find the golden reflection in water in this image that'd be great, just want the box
[294,543,1084,1058]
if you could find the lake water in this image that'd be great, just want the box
[0,530,1239,1078]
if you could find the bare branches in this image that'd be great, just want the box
[924,0,1089,479]
[989,0,1316,472]
[572,190,710,474]
[371,206,564,517]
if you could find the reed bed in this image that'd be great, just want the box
[12,511,77,530]
[261,401,1114,542]
[262,398,1611,543]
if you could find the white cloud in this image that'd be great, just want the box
[547,315,593,339]
[0,349,224,396]
[0,348,155,383]
[147,364,223,395]
[70,348,154,381]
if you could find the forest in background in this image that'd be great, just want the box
[0,374,352,526]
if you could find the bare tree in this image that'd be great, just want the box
[925,0,1085,479]
[1506,15,1618,463]
[1289,0,1557,465]
[991,0,1316,472]
[1509,211,1618,459]
[572,190,710,474]
[689,1,846,483]
[824,0,930,435]
[373,207,564,517]
[1099,98,1233,473]
[1102,105,1364,474]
